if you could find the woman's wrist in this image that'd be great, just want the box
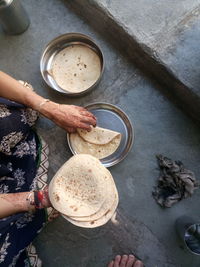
[23,88,58,118]
[38,100,59,119]
[25,188,51,213]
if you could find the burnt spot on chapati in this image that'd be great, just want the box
[70,205,78,212]
[90,221,95,225]
[55,194,60,202]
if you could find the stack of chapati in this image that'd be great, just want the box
[70,126,121,159]
[49,154,119,228]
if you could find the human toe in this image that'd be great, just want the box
[113,255,121,267]
[126,255,136,267]
[107,260,114,267]
[119,255,128,267]
[134,260,144,267]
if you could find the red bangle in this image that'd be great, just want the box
[34,191,44,209]
[38,191,44,203]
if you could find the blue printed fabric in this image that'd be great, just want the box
[0,98,46,266]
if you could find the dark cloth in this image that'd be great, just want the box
[0,98,46,267]
[152,154,199,208]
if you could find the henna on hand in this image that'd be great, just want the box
[41,102,96,132]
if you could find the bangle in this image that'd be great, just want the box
[38,99,50,112]
[18,80,34,91]
[26,191,46,211]
[34,191,44,209]
[26,191,35,213]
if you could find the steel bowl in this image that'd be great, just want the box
[40,33,104,97]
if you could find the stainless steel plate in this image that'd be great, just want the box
[67,103,134,167]
[40,33,104,97]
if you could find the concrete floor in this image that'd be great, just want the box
[0,0,200,266]
[67,0,200,123]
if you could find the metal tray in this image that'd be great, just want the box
[67,103,134,167]
[40,33,104,97]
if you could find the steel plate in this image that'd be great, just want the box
[67,103,134,167]
[40,33,104,97]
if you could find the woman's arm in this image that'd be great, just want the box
[0,192,33,218]
[0,71,96,132]
[0,189,51,219]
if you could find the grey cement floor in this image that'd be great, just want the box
[0,0,200,266]
[67,0,200,123]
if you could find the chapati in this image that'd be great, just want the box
[51,44,101,93]
[62,188,118,228]
[69,171,117,222]
[49,154,111,217]
[77,126,121,145]
[70,127,121,159]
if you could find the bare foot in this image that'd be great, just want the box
[108,254,144,267]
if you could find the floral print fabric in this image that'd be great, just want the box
[0,98,46,267]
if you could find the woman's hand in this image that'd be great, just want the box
[0,71,96,133]
[41,102,96,133]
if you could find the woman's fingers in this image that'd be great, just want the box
[76,122,92,130]
[80,116,96,126]
[51,104,97,131]
[73,105,96,120]
[81,110,96,119]
[65,127,76,133]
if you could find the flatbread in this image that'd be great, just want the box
[49,154,111,217]
[77,127,121,145]
[51,44,101,93]
[69,171,117,222]
[70,131,121,159]
[62,187,119,228]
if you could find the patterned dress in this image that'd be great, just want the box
[0,96,49,267]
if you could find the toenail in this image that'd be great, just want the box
[122,255,128,259]
[121,255,128,262]
[115,255,121,261]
